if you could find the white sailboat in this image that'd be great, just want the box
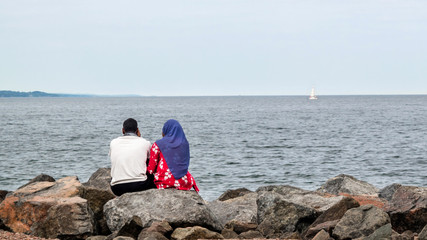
[309,87,318,100]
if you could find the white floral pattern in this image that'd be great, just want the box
[147,143,199,192]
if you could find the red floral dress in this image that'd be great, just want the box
[147,143,199,192]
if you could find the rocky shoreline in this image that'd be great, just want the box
[0,168,426,240]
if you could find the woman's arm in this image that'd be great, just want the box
[147,143,160,174]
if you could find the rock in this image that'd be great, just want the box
[420,225,427,240]
[0,176,95,239]
[87,236,108,240]
[379,183,402,201]
[221,228,238,239]
[317,174,379,196]
[171,226,223,240]
[207,192,257,227]
[83,168,113,191]
[303,220,339,240]
[312,229,333,240]
[332,205,390,239]
[339,193,387,208]
[138,231,169,240]
[362,223,392,240]
[256,185,344,236]
[18,174,56,189]
[303,197,360,239]
[113,237,134,240]
[0,190,9,202]
[217,188,252,201]
[104,189,222,233]
[81,168,115,235]
[238,230,264,239]
[143,221,173,236]
[224,220,257,234]
[384,185,427,233]
[116,216,143,239]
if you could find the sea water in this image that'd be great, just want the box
[0,95,426,200]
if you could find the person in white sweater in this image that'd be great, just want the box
[109,118,155,196]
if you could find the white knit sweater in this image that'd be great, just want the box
[109,135,151,186]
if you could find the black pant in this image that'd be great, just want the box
[111,174,156,196]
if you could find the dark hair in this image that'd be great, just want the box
[123,118,138,133]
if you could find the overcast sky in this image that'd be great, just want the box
[1,1,426,96]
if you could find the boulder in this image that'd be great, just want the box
[137,221,172,240]
[256,185,344,236]
[362,223,392,240]
[217,188,252,201]
[87,236,107,240]
[81,168,115,235]
[171,226,223,240]
[379,183,402,201]
[220,228,238,239]
[312,229,333,240]
[317,174,379,196]
[256,191,317,236]
[116,216,143,239]
[18,174,55,190]
[0,190,9,202]
[224,220,257,234]
[207,192,257,226]
[303,197,360,239]
[138,231,168,240]
[104,189,222,233]
[384,185,427,233]
[332,205,390,240]
[0,176,95,239]
[419,224,427,240]
[238,230,264,239]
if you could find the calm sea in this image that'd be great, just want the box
[0,96,426,201]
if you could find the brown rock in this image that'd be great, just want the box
[419,224,427,240]
[221,228,238,239]
[144,221,173,236]
[303,197,359,239]
[312,229,333,240]
[224,220,257,234]
[332,205,390,240]
[81,168,115,235]
[171,226,223,240]
[238,230,264,239]
[138,231,169,240]
[384,185,427,233]
[339,193,387,209]
[18,174,56,190]
[0,176,95,238]
[218,188,252,201]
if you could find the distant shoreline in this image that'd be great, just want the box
[1,90,426,98]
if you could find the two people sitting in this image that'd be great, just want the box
[109,118,199,196]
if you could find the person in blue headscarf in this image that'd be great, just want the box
[147,119,199,192]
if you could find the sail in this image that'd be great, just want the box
[309,87,318,100]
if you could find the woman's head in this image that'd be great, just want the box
[162,119,183,138]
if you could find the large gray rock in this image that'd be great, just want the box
[256,191,316,236]
[207,192,257,226]
[104,189,222,233]
[384,185,427,233]
[362,223,392,240]
[332,205,390,240]
[317,174,379,196]
[255,185,344,236]
[81,168,115,235]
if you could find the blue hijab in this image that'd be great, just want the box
[155,119,190,179]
